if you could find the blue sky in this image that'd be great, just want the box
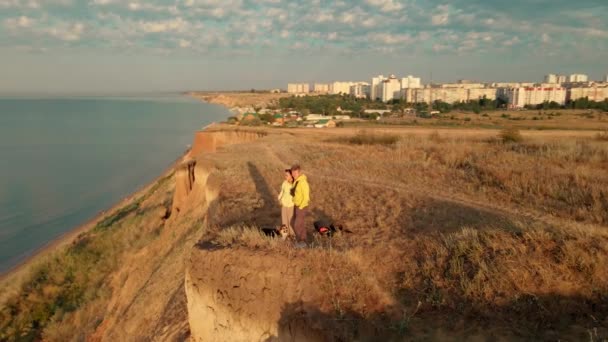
[1,0,607,93]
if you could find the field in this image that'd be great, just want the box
[1,124,607,341]
[351,108,608,131]
[192,125,608,340]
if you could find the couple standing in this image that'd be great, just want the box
[277,164,310,248]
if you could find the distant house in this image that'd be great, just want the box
[241,112,259,121]
[307,114,350,121]
[314,119,336,128]
[364,109,391,115]
[273,113,285,124]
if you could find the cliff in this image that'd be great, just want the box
[2,125,607,341]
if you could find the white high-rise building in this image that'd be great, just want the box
[400,75,422,89]
[604,74,608,82]
[544,74,557,84]
[350,82,370,99]
[381,75,401,102]
[557,75,567,84]
[287,83,310,94]
[568,74,588,83]
[330,81,353,95]
[371,75,386,101]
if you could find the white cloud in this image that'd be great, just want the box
[178,39,191,48]
[138,18,189,33]
[92,0,116,4]
[541,33,550,43]
[503,36,519,46]
[431,5,449,26]
[44,22,84,41]
[370,32,412,44]
[0,0,70,8]
[4,16,35,29]
[365,0,403,13]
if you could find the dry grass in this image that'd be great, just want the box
[196,126,608,340]
[597,130,608,141]
[214,225,287,250]
[499,127,523,143]
[4,124,608,341]
[328,130,400,146]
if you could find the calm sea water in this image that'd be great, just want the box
[0,95,229,273]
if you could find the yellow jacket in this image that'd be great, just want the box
[278,180,294,207]
[292,174,310,209]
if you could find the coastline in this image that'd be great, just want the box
[0,95,228,288]
[0,149,189,290]
[0,101,226,297]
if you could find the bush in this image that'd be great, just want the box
[239,118,262,126]
[596,130,608,141]
[346,131,399,146]
[500,127,523,143]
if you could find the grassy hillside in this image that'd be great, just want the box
[0,173,181,341]
[190,126,608,340]
[2,125,607,341]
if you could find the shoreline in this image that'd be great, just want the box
[0,95,226,286]
[0,150,190,287]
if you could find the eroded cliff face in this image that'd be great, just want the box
[188,129,265,157]
[85,127,267,341]
[182,128,397,342]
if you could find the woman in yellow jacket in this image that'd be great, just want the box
[277,169,295,237]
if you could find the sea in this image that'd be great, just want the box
[0,95,230,274]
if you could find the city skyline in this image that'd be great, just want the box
[287,71,608,108]
[1,0,607,94]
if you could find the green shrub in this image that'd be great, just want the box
[500,127,523,143]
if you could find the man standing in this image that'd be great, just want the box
[290,164,310,248]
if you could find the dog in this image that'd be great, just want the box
[261,225,289,240]
[277,224,289,240]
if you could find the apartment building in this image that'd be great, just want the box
[330,81,353,95]
[381,75,401,102]
[407,87,468,104]
[568,86,608,102]
[350,82,370,99]
[500,87,567,108]
[400,75,421,89]
[370,75,386,101]
[544,74,557,84]
[313,83,330,93]
[568,74,588,83]
[468,88,497,101]
[287,83,310,94]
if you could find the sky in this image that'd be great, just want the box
[0,0,607,93]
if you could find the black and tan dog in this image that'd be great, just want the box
[261,225,289,240]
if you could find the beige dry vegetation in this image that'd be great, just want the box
[188,91,290,109]
[2,124,608,341]
[193,125,608,340]
[378,108,608,131]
